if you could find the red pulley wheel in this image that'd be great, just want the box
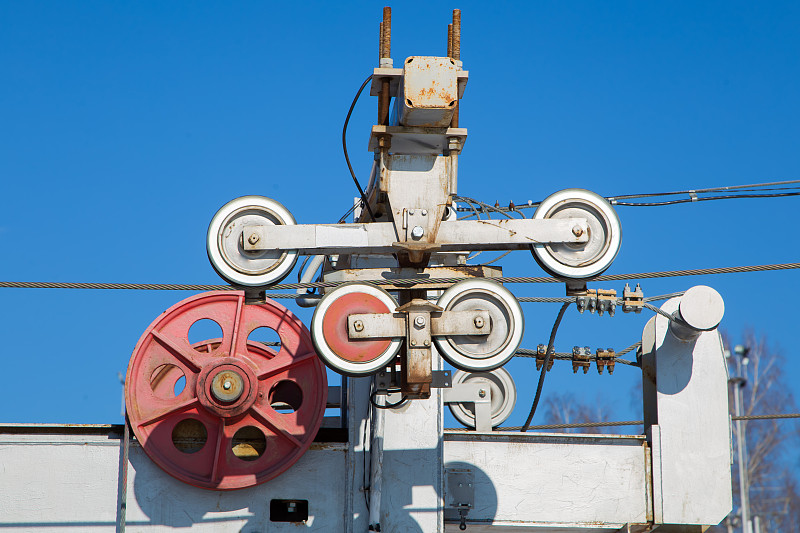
[125,291,327,490]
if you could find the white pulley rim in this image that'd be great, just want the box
[531,189,621,279]
[207,196,299,287]
[311,283,403,376]
[434,279,524,371]
[448,368,517,429]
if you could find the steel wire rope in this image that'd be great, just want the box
[343,74,376,221]
[3,262,800,292]
[446,413,800,433]
[520,302,571,432]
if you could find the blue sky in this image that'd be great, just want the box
[1,1,799,438]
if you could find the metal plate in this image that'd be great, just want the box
[530,189,622,279]
[434,279,524,371]
[125,291,327,490]
[207,196,299,286]
[311,283,403,376]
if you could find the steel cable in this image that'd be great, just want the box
[2,262,799,293]
[446,413,800,433]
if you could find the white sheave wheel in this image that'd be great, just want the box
[311,283,403,376]
[448,368,517,429]
[207,196,299,287]
[434,279,524,372]
[531,189,621,279]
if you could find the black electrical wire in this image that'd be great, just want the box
[520,302,571,432]
[612,191,800,206]
[369,389,408,410]
[343,74,376,221]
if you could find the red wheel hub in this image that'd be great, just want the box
[125,291,327,490]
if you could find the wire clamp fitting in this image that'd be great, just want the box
[622,283,644,313]
[571,346,592,374]
[596,348,616,375]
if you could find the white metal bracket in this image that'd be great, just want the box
[442,382,493,432]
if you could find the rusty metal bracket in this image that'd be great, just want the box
[596,348,616,375]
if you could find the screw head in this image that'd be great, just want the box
[410,340,416,346]
[572,225,583,237]
[247,232,260,245]
[223,380,232,390]
[478,389,486,398]
[421,209,427,216]
[353,320,364,332]
[411,225,424,239]
[424,340,430,346]
[409,209,415,215]
[414,316,426,327]
[474,316,484,328]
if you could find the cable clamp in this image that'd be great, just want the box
[535,344,554,371]
[622,283,644,313]
[689,190,698,202]
[596,348,616,375]
[571,346,591,374]
[576,289,616,316]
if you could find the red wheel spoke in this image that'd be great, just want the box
[138,397,200,427]
[251,405,302,448]
[151,330,203,373]
[256,351,317,380]
[210,418,226,483]
[227,293,245,356]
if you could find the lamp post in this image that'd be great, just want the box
[729,344,751,533]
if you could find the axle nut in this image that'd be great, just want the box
[353,320,364,332]
[571,225,583,237]
[414,316,426,327]
[411,225,424,239]
[474,316,484,328]
[247,232,260,245]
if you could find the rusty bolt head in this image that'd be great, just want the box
[411,225,424,239]
[247,232,260,245]
[478,389,486,398]
[572,225,583,237]
[474,316,484,328]
[414,316,426,327]
[353,320,364,332]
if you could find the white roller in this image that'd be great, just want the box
[531,189,621,279]
[434,279,524,371]
[207,196,299,286]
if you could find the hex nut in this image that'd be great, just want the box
[353,320,364,332]
[411,225,424,239]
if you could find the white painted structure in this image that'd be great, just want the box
[0,288,732,532]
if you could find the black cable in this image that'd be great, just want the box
[613,191,800,206]
[521,302,571,432]
[343,74,376,221]
[369,389,408,409]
